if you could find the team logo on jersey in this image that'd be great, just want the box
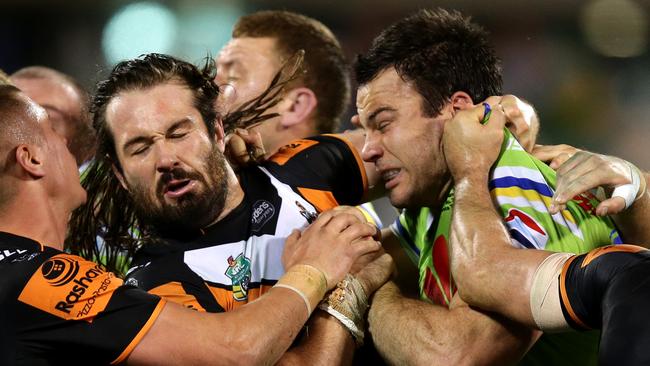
[19,254,121,321]
[251,200,275,232]
[504,208,548,249]
[42,257,80,286]
[225,253,252,301]
[295,201,318,223]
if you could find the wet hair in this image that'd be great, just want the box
[233,10,350,133]
[355,8,502,117]
[66,53,296,274]
[11,66,95,165]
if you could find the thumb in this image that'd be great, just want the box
[595,197,626,216]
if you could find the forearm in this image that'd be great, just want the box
[278,311,354,366]
[613,173,650,246]
[130,287,321,365]
[368,282,536,365]
[451,176,549,323]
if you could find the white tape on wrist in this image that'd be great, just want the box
[612,162,641,209]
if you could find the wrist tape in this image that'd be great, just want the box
[275,264,328,316]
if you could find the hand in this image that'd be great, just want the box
[351,250,395,295]
[532,144,581,170]
[330,205,381,240]
[282,209,381,290]
[443,103,506,181]
[549,151,646,216]
[484,95,539,152]
[224,128,266,168]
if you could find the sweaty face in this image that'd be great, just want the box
[13,77,85,164]
[105,82,229,236]
[215,37,282,112]
[357,68,451,209]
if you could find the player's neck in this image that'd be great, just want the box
[427,177,454,212]
[0,189,68,250]
[205,165,245,228]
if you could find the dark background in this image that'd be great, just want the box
[2,0,649,167]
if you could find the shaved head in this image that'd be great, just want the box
[11,66,94,165]
[0,85,46,205]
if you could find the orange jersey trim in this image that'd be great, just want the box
[297,188,339,213]
[559,255,590,329]
[324,133,368,195]
[581,244,647,268]
[148,282,206,312]
[111,299,167,365]
[206,284,274,311]
[269,139,318,166]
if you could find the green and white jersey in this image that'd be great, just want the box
[390,130,621,365]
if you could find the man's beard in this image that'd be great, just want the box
[129,145,229,239]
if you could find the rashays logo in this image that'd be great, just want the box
[19,254,119,321]
[42,257,80,286]
[251,200,275,232]
[52,262,106,315]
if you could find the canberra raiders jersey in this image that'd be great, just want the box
[125,135,367,312]
[391,130,621,366]
[0,231,165,365]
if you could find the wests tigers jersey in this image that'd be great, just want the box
[0,232,164,366]
[125,135,367,312]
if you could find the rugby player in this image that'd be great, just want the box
[355,8,621,364]
[216,10,384,226]
[0,84,381,364]
[67,53,392,363]
[11,66,95,167]
[444,102,650,365]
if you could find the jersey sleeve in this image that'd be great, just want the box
[490,130,621,254]
[265,134,367,208]
[16,252,165,365]
[126,253,226,313]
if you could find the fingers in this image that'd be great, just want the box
[331,205,368,224]
[238,129,266,162]
[595,198,626,216]
[479,103,507,131]
[349,237,382,258]
[531,144,580,169]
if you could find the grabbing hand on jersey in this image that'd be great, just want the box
[484,94,539,152]
[442,102,506,181]
[282,208,382,290]
[534,146,647,216]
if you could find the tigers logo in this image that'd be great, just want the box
[41,257,80,286]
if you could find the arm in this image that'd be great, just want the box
[380,228,419,297]
[128,210,381,365]
[277,311,355,366]
[368,281,539,365]
[443,104,554,327]
[533,144,650,245]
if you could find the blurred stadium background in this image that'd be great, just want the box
[1,0,649,167]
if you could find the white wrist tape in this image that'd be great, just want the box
[612,162,641,209]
